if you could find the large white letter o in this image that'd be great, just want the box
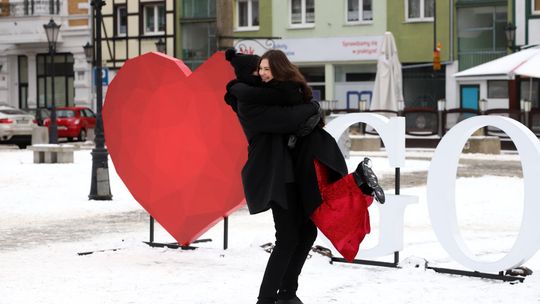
[427,116,540,273]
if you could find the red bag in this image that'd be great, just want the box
[310,160,374,262]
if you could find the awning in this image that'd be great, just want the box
[453,47,540,79]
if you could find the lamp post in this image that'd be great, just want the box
[521,99,532,128]
[505,22,517,53]
[398,100,405,116]
[479,98,488,135]
[358,99,367,112]
[83,42,93,63]
[437,98,446,137]
[357,99,367,134]
[43,19,60,144]
[88,0,112,200]
[479,98,487,114]
[155,38,166,53]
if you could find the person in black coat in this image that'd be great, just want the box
[225,50,384,304]
[225,50,320,304]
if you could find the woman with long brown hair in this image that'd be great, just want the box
[225,49,383,304]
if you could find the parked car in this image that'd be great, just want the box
[0,104,37,147]
[43,107,96,141]
[23,107,50,126]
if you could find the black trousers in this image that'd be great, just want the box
[258,185,318,302]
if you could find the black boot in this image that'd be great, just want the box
[276,296,304,304]
[353,157,385,204]
[277,289,303,304]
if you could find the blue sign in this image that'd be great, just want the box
[93,67,109,86]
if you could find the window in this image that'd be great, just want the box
[116,5,127,36]
[36,53,75,108]
[347,0,372,23]
[406,0,434,21]
[488,80,508,99]
[182,22,217,70]
[457,6,507,70]
[237,0,259,29]
[290,0,314,26]
[534,0,540,14]
[83,109,96,118]
[144,4,165,34]
[182,0,216,18]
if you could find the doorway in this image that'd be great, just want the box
[460,85,480,110]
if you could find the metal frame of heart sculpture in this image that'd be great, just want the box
[103,51,247,246]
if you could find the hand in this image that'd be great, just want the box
[296,113,321,137]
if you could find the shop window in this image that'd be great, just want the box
[237,0,259,29]
[290,0,314,26]
[347,0,372,23]
[143,4,165,35]
[406,0,434,21]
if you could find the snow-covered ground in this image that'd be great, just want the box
[1,147,539,304]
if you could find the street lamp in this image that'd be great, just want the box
[88,0,112,200]
[155,38,166,53]
[521,99,532,128]
[479,98,488,114]
[505,22,517,52]
[398,99,405,116]
[437,99,446,137]
[43,19,60,144]
[358,99,367,112]
[83,42,93,64]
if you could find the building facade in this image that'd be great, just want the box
[388,0,449,109]
[226,0,388,110]
[0,0,91,110]
[100,0,175,81]
[177,0,217,69]
[453,0,539,112]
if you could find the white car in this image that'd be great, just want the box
[0,104,37,142]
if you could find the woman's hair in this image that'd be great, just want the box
[260,50,313,102]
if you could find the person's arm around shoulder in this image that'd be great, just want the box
[238,98,320,134]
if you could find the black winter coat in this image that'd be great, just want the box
[227,80,348,216]
[226,80,319,214]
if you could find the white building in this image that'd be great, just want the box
[0,0,92,110]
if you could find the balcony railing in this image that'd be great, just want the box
[458,48,507,71]
[0,0,60,17]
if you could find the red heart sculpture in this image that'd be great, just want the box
[103,51,247,245]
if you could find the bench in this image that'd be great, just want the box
[27,144,76,163]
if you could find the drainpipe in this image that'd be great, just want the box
[449,0,454,62]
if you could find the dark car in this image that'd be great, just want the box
[44,106,96,141]
[23,107,50,126]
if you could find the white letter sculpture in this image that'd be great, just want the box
[325,113,418,259]
[427,116,540,272]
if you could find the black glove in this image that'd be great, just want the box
[287,100,324,149]
[296,112,321,137]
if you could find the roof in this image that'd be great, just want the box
[453,46,540,79]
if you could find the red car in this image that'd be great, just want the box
[44,107,96,141]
